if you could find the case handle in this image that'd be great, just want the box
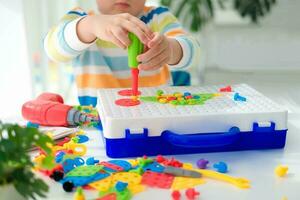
[162,127,240,148]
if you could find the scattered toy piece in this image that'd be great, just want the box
[219,85,232,92]
[185,188,200,200]
[171,190,181,200]
[233,93,247,102]
[115,98,141,107]
[275,165,288,177]
[141,171,174,189]
[171,176,205,190]
[213,162,228,173]
[86,157,100,165]
[197,159,209,169]
[115,181,128,192]
[74,187,85,200]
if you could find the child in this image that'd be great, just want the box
[44,0,200,107]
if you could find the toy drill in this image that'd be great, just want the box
[128,32,144,96]
[22,93,98,127]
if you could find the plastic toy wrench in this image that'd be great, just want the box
[195,169,250,189]
[128,32,144,96]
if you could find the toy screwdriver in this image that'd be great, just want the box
[22,93,98,127]
[128,32,144,96]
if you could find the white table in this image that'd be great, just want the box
[35,113,300,200]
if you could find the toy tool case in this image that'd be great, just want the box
[97,84,288,158]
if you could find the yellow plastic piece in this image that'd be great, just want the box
[159,98,167,103]
[171,177,205,190]
[89,176,113,192]
[281,196,288,200]
[275,165,288,177]
[74,187,85,200]
[63,141,87,156]
[128,159,139,168]
[213,93,223,97]
[131,96,139,101]
[195,169,250,189]
[90,173,143,194]
[182,163,194,170]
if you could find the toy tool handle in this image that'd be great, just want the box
[128,32,144,68]
[162,127,240,148]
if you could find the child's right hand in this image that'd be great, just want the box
[77,13,153,49]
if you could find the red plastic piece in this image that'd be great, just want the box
[141,171,174,189]
[219,86,232,92]
[56,137,71,146]
[96,193,117,200]
[172,190,181,200]
[82,185,96,190]
[162,157,183,168]
[22,93,72,126]
[115,99,140,107]
[99,161,124,172]
[185,188,200,200]
[118,89,141,96]
[156,155,167,163]
[39,164,63,176]
[131,68,139,96]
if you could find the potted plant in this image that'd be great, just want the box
[0,122,54,200]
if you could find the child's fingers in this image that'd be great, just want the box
[109,30,127,49]
[137,43,168,63]
[126,15,153,39]
[139,53,169,71]
[112,27,131,47]
[122,20,150,44]
[148,32,163,48]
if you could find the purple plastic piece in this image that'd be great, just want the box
[196,159,209,169]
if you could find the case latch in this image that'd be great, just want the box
[125,128,148,139]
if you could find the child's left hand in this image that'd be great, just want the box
[137,32,182,71]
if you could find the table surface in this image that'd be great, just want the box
[32,114,300,200]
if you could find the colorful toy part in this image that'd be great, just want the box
[128,32,144,96]
[86,157,100,165]
[233,92,247,102]
[196,159,209,169]
[195,169,250,189]
[275,165,289,177]
[185,188,200,200]
[171,190,181,200]
[219,85,232,92]
[115,181,128,192]
[213,162,228,173]
[74,187,86,200]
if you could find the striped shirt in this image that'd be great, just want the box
[44,6,200,107]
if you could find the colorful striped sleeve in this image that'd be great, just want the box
[149,7,201,70]
[44,8,94,63]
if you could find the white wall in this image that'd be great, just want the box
[204,0,300,70]
[0,0,31,119]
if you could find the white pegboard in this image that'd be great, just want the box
[97,84,288,139]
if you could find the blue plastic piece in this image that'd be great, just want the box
[184,92,191,96]
[86,157,99,165]
[193,95,200,99]
[55,151,66,163]
[76,135,89,143]
[115,181,128,192]
[60,172,109,187]
[73,157,85,166]
[143,162,165,173]
[109,160,132,171]
[103,122,287,158]
[233,93,247,102]
[62,159,76,173]
[27,121,39,128]
[213,161,228,173]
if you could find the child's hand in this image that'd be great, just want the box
[78,13,153,49]
[137,32,183,71]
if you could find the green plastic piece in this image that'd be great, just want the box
[137,157,153,167]
[128,32,144,68]
[129,167,144,175]
[156,90,164,96]
[66,165,103,177]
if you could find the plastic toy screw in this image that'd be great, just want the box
[197,159,209,169]
[171,190,181,200]
[185,188,200,200]
[219,85,232,92]
[86,157,100,165]
[233,93,247,102]
[213,162,228,173]
[275,165,288,177]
